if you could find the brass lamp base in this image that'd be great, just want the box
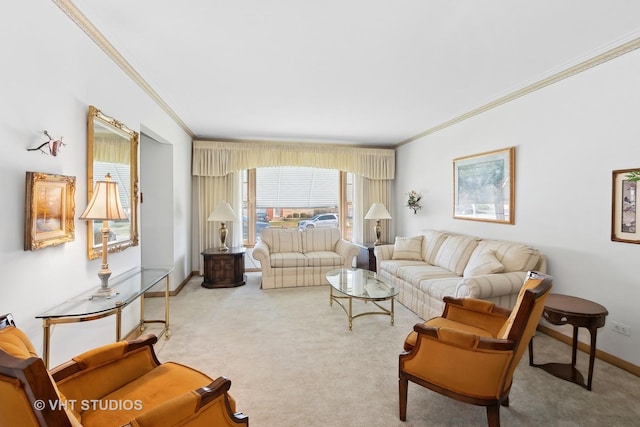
[219,222,229,251]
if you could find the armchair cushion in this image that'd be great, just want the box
[74,362,214,427]
[129,377,244,427]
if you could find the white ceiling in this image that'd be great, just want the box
[70,1,640,146]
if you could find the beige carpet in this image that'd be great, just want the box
[145,272,640,426]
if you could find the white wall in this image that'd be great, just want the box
[0,2,192,366]
[394,48,640,366]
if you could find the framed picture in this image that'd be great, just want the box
[453,147,515,224]
[611,169,639,244]
[24,172,76,251]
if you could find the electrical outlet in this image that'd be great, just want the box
[611,321,631,336]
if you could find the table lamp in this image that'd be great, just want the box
[208,202,239,251]
[79,174,128,298]
[364,203,392,245]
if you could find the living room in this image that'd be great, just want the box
[2,2,640,425]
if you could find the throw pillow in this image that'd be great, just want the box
[463,249,504,278]
[392,235,424,260]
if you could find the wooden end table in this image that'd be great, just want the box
[354,242,388,272]
[201,247,246,288]
[529,293,608,390]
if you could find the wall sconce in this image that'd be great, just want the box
[208,202,239,251]
[79,174,128,298]
[27,130,65,156]
[364,203,392,245]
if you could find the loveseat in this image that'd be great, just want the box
[374,229,546,320]
[253,227,359,289]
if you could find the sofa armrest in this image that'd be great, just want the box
[373,244,394,261]
[455,271,527,299]
[334,239,359,267]
[252,241,272,274]
[125,377,248,427]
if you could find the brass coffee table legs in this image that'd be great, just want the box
[329,286,395,331]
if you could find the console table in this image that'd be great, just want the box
[529,293,608,390]
[36,266,172,368]
[201,247,246,288]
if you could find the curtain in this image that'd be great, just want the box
[354,177,393,244]
[194,172,243,274]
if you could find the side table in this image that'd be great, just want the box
[529,293,608,390]
[201,247,246,288]
[354,242,388,272]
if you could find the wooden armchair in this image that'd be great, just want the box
[0,313,248,427]
[399,271,552,427]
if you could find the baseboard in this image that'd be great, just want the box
[538,325,640,377]
[143,270,197,298]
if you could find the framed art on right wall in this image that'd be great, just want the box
[453,147,515,224]
[611,168,639,244]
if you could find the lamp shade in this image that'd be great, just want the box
[208,202,239,222]
[79,174,127,221]
[364,203,392,220]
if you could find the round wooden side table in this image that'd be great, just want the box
[529,293,608,390]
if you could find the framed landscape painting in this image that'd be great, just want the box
[611,168,639,244]
[453,147,515,224]
[24,172,76,251]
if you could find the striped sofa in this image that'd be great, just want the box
[254,227,359,289]
[374,230,546,320]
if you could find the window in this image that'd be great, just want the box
[242,167,353,244]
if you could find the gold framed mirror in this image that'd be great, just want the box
[86,105,139,260]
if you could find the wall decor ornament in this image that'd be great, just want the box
[24,172,76,251]
[453,147,515,224]
[406,191,422,214]
[27,131,65,156]
[611,168,639,244]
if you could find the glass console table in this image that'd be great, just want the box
[36,266,172,368]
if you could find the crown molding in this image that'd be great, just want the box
[397,35,640,147]
[52,0,194,137]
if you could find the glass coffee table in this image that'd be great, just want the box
[326,268,399,330]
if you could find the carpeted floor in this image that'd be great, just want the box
[145,272,640,426]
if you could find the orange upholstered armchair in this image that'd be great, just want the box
[399,271,552,427]
[0,313,248,427]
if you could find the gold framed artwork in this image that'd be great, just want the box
[24,172,76,251]
[453,147,515,224]
[611,169,639,244]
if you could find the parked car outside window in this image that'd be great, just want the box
[242,216,270,239]
[298,213,339,229]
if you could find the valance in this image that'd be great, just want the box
[192,140,395,179]
[93,137,130,164]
